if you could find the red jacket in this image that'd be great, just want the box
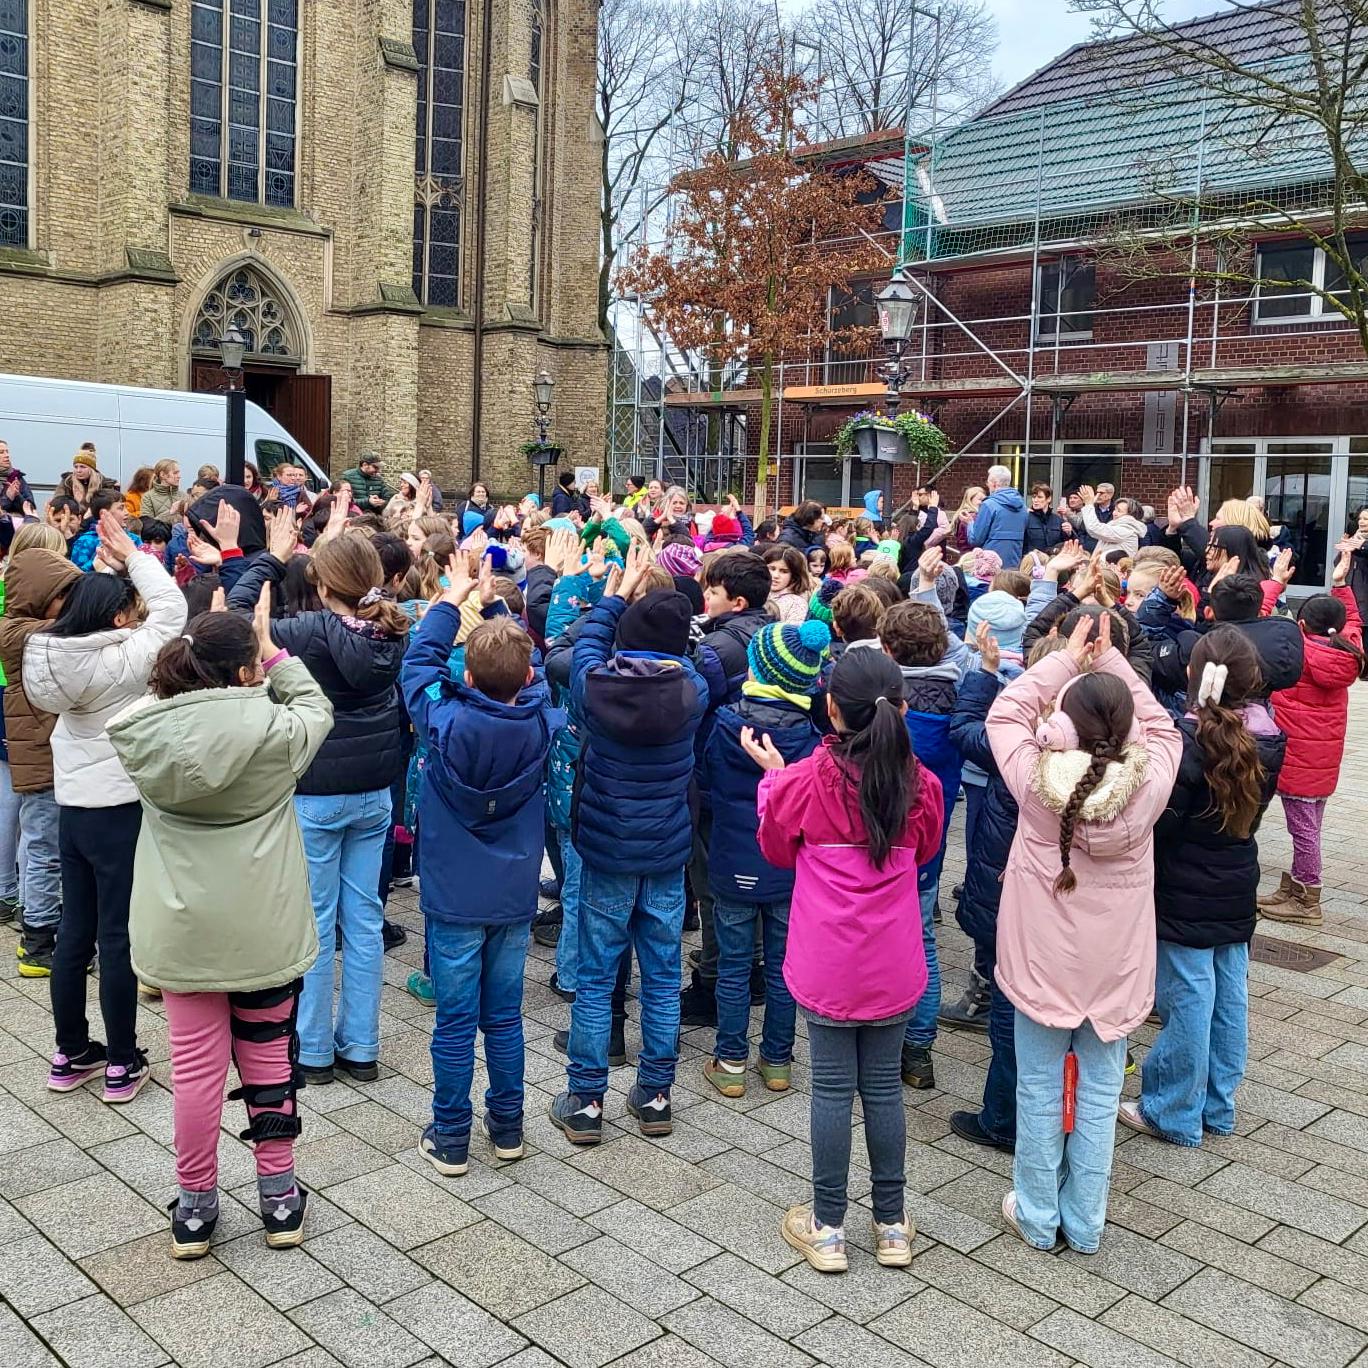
[1271,586,1362,798]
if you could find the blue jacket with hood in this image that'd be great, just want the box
[703,694,823,903]
[968,486,1028,564]
[570,595,709,873]
[402,602,562,925]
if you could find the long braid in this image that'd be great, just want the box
[1054,738,1121,894]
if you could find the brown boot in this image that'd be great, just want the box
[1260,879,1322,928]
[1257,871,1294,910]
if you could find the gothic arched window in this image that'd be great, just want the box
[412,0,466,308]
[190,0,298,207]
[0,0,28,247]
[191,265,300,357]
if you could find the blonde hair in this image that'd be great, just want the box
[153,459,180,485]
[310,532,410,636]
[631,566,673,600]
[1216,498,1270,542]
[1132,545,1180,569]
[953,486,985,524]
[409,514,449,542]
[826,541,855,574]
[417,531,456,599]
[616,515,651,548]
[10,523,67,558]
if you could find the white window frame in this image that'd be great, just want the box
[1253,237,1368,325]
[1034,256,1095,343]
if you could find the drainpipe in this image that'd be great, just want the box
[470,0,495,482]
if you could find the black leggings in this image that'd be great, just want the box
[51,803,142,1067]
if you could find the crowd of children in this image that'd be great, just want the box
[0,450,1358,1272]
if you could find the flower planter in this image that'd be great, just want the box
[851,422,909,464]
[521,443,563,468]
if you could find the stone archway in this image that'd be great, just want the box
[190,261,305,361]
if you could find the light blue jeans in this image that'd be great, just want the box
[1139,940,1248,1147]
[0,761,21,902]
[296,789,391,1068]
[1013,1012,1127,1254]
[555,828,582,993]
[18,788,61,928]
[428,919,529,1146]
[903,881,941,1049]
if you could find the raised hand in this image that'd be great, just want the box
[585,537,610,581]
[266,507,297,562]
[206,499,241,552]
[1271,546,1295,587]
[186,527,222,567]
[1077,484,1096,506]
[1210,553,1241,587]
[974,618,1000,674]
[1333,547,1351,587]
[476,553,498,606]
[618,542,652,601]
[1168,485,1199,524]
[441,551,475,608]
[917,546,944,590]
[1158,563,1187,602]
[97,509,136,568]
[739,726,787,771]
[1046,540,1087,578]
[253,582,276,661]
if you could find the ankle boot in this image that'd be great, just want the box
[1257,871,1294,910]
[1261,879,1322,927]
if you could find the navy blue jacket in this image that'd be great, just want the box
[703,696,822,903]
[697,607,770,702]
[948,669,1018,944]
[571,595,708,873]
[1022,507,1065,555]
[403,602,561,925]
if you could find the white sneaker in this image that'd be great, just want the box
[872,1213,915,1267]
[781,1205,848,1273]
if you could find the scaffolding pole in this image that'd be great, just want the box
[1179,95,1209,488]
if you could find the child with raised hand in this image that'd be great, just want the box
[753,649,944,1274]
[701,619,830,1100]
[986,613,1180,1254]
[107,588,333,1259]
[402,552,561,1177]
[1260,544,1367,928]
[1121,627,1283,1147]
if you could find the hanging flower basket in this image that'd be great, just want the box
[835,409,951,470]
[519,441,563,468]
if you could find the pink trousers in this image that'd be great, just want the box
[163,988,298,1193]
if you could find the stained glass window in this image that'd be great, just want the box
[191,265,299,356]
[190,0,297,207]
[0,0,28,247]
[413,0,465,307]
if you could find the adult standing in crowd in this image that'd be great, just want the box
[141,461,183,523]
[968,466,1028,567]
[340,454,394,515]
[0,439,35,515]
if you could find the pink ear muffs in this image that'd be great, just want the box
[1035,668,1140,751]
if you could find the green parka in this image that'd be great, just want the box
[107,656,333,993]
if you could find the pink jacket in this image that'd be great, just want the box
[986,648,1181,1042]
[756,740,944,1022]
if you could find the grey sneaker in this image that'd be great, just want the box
[937,969,991,1032]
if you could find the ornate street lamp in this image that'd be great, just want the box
[219,325,250,485]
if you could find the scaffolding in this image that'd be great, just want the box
[606,24,1368,504]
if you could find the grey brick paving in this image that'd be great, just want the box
[1,696,1368,1366]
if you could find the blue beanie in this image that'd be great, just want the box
[462,509,487,537]
[748,619,832,695]
[966,589,1027,655]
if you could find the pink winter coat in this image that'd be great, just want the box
[986,648,1181,1042]
[756,740,944,1022]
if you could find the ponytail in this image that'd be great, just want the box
[310,532,410,637]
[150,611,257,698]
[1188,626,1268,838]
[828,651,919,870]
[1298,594,1368,679]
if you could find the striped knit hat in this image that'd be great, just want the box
[806,576,843,625]
[748,619,832,695]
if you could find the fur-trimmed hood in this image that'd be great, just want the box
[1032,744,1149,823]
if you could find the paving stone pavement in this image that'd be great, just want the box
[2,697,1368,1367]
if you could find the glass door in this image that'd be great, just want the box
[1263,445,1334,589]
[1203,448,1258,517]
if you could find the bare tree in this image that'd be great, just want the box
[684,0,786,158]
[1075,0,1368,356]
[792,0,999,137]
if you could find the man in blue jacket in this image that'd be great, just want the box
[403,575,562,1178]
[968,465,1028,566]
[551,549,709,1146]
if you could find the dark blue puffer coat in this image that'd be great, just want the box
[703,695,823,904]
[948,668,1017,945]
[570,595,709,873]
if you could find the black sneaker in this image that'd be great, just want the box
[938,970,991,1032]
[749,963,766,1006]
[679,970,716,1028]
[552,1025,626,1067]
[539,877,561,903]
[167,1196,218,1260]
[419,1123,469,1176]
[0,895,21,925]
[102,1051,151,1104]
[549,1091,602,1145]
[334,1056,379,1082]
[548,972,575,1003]
[262,1187,307,1248]
[949,1110,1015,1153]
[900,1044,935,1090]
[16,921,55,978]
[48,1042,107,1093]
[381,919,408,952]
[531,916,562,949]
[300,1064,336,1087]
[626,1084,673,1137]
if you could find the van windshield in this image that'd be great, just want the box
[255,439,326,492]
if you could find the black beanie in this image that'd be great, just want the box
[615,590,693,657]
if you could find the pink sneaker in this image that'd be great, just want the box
[102,1052,150,1104]
[47,1045,107,1093]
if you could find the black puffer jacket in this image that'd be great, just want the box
[1150,616,1304,703]
[697,606,770,701]
[1154,716,1286,947]
[227,555,406,794]
[778,516,823,552]
[1022,507,1065,555]
[1023,588,1154,682]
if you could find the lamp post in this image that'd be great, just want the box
[531,369,556,502]
[219,325,249,486]
[875,271,920,421]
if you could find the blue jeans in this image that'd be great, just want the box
[0,762,20,902]
[1140,940,1248,1147]
[903,881,941,1049]
[555,829,582,993]
[977,939,1017,1144]
[713,897,795,1065]
[1013,1012,1127,1253]
[427,919,529,1145]
[568,865,684,1100]
[18,788,61,928]
[296,789,391,1068]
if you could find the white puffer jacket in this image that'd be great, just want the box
[23,554,188,807]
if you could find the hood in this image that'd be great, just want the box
[23,627,140,712]
[189,485,267,554]
[317,614,406,694]
[898,659,959,687]
[107,688,285,815]
[862,490,883,519]
[1031,744,1150,854]
[585,654,696,743]
[986,487,1025,513]
[2,549,80,620]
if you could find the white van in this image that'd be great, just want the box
[0,373,329,502]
